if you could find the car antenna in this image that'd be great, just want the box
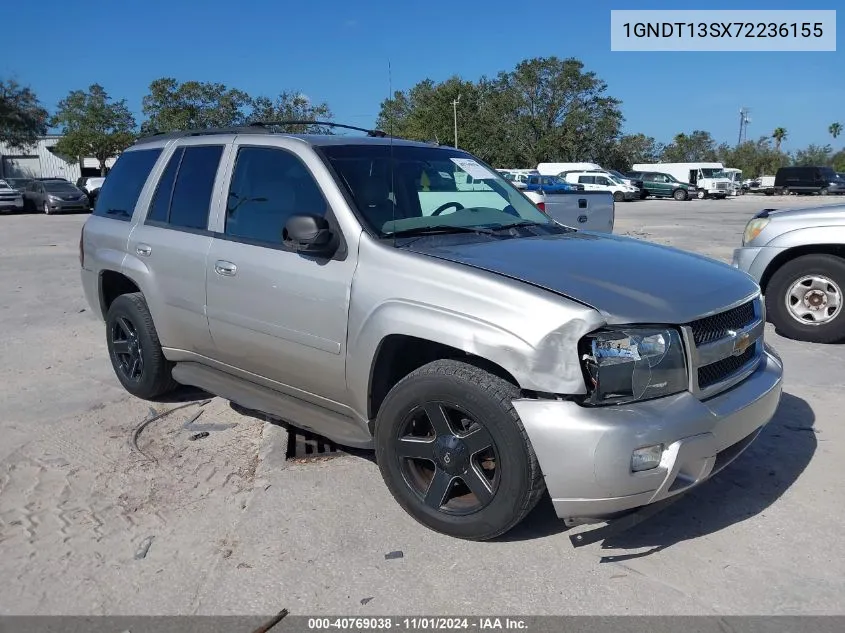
[388,59,396,248]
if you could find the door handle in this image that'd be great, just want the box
[214,260,238,276]
[136,243,152,257]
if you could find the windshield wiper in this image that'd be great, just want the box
[383,225,497,238]
[490,220,545,231]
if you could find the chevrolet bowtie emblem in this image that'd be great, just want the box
[732,331,752,356]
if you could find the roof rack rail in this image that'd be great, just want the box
[133,124,270,145]
[249,120,388,137]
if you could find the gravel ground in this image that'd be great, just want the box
[0,194,843,616]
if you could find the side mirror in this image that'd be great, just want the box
[283,214,336,257]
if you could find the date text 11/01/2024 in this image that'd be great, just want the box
[622,21,825,39]
[307,617,528,630]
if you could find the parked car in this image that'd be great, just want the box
[563,171,638,201]
[80,123,783,540]
[628,171,693,201]
[23,179,90,214]
[774,166,845,196]
[0,179,24,213]
[3,177,33,194]
[561,169,645,197]
[77,176,106,206]
[733,202,845,343]
[524,174,582,193]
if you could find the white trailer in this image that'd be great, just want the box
[537,162,601,176]
[631,162,732,199]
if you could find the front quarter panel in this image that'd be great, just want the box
[346,236,606,420]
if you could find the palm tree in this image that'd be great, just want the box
[772,127,787,151]
[830,122,842,139]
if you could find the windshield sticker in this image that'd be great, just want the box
[438,172,453,179]
[450,158,497,181]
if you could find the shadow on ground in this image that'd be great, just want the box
[501,392,817,553]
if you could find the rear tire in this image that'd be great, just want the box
[375,360,545,541]
[765,254,845,344]
[106,292,178,399]
[673,189,688,201]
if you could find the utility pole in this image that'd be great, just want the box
[737,107,750,145]
[452,94,461,148]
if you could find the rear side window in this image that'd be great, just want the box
[93,148,161,220]
[169,145,224,230]
[143,145,223,230]
[578,175,594,184]
[146,148,183,224]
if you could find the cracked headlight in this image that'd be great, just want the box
[579,327,688,406]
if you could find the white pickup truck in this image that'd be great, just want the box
[524,190,615,233]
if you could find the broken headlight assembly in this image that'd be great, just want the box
[578,327,688,406]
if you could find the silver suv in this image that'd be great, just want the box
[80,123,784,540]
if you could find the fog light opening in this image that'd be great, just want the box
[631,444,664,472]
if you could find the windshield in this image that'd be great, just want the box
[700,168,725,178]
[607,174,626,185]
[322,144,552,236]
[45,182,77,193]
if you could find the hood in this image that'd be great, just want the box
[758,203,845,224]
[408,232,759,325]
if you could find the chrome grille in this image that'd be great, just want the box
[689,301,756,345]
[697,345,756,389]
[684,298,763,398]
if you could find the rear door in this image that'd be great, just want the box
[126,140,231,356]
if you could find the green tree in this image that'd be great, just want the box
[0,78,48,149]
[141,78,251,134]
[248,91,334,133]
[492,57,623,166]
[376,57,623,168]
[831,150,845,172]
[792,144,833,166]
[660,130,718,162]
[605,133,663,171]
[829,122,842,140]
[51,84,136,175]
[772,127,787,151]
[717,136,789,177]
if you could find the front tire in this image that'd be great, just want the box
[612,191,624,203]
[106,292,178,399]
[696,189,707,199]
[375,360,545,540]
[43,201,52,215]
[766,254,845,344]
[673,189,688,201]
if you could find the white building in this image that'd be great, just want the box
[0,135,117,182]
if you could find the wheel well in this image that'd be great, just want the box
[367,335,520,424]
[99,270,140,317]
[760,245,845,293]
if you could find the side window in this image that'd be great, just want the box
[168,145,224,230]
[93,148,162,220]
[596,177,609,186]
[224,146,327,245]
[578,175,594,184]
[146,147,183,224]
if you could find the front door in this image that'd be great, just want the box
[205,140,357,405]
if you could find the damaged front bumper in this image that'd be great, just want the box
[512,347,783,525]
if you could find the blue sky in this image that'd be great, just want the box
[2,0,842,152]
